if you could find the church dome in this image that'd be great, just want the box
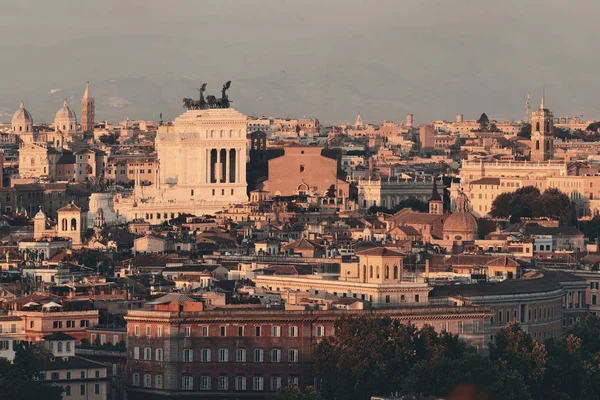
[55,99,76,120]
[12,101,33,124]
[443,190,478,241]
[443,212,478,235]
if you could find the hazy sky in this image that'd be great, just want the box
[1,0,600,124]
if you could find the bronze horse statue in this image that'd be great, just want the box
[183,81,231,109]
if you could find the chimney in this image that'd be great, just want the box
[425,259,430,275]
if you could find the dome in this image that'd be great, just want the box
[443,190,478,241]
[443,211,478,235]
[12,101,33,123]
[55,99,76,120]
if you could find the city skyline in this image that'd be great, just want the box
[1,0,600,124]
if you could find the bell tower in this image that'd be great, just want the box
[530,93,554,162]
[81,81,95,133]
[429,178,444,215]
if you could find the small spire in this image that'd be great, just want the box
[83,81,91,99]
[540,85,545,110]
[63,98,69,108]
[430,178,442,201]
[19,101,24,109]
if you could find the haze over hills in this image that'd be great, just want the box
[1,0,600,125]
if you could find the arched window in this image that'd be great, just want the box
[156,348,163,361]
[70,218,77,231]
[58,342,63,352]
[545,120,550,132]
[61,218,67,231]
[535,122,540,131]
[66,341,71,351]
[393,265,399,279]
[536,141,540,150]
[376,266,380,279]
[362,265,367,282]
[384,265,389,279]
[369,265,373,278]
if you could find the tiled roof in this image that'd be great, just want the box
[357,247,404,257]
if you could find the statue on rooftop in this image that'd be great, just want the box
[184,81,232,110]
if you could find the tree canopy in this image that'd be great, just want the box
[311,315,600,400]
[368,196,428,214]
[490,186,577,225]
[0,342,63,400]
[478,113,490,131]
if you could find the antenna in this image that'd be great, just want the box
[525,92,531,123]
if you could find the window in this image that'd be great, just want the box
[289,349,299,363]
[66,372,71,380]
[218,375,228,390]
[183,349,193,362]
[113,335,119,344]
[316,326,325,337]
[58,342,63,352]
[255,326,261,337]
[288,376,299,387]
[238,326,244,336]
[155,375,163,389]
[289,326,298,337]
[65,385,71,396]
[51,372,59,380]
[144,347,152,360]
[385,295,390,304]
[200,348,211,362]
[81,371,86,379]
[95,370,100,378]
[272,326,281,337]
[157,326,163,337]
[236,348,247,362]
[254,348,264,362]
[271,376,282,391]
[271,349,281,362]
[53,321,62,329]
[200,376,211,390]
[144,374,152,388]
[133,347,140,360]
[220,326,226,336]
[134,325,140,336]
[182,376,193,390]
[253,375,264,391]
[80,385,85,396]
[235,376,246,390]
[184,326,191,337]
[156,348,164,361]
[218,348,229,362]
[201,326,209,336]
[415,294,420,303]
[458,321,464,334]
[80,320,89,328]
[146,326,151,337]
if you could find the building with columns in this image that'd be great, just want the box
[113,108,248,223]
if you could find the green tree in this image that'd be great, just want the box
[490,192,514,218]
[0,342,63,400]
[478,113,490,131]
[271,386,323,400]
[402,355,531,400]
[518,123,532,139]
[312,316,469,400]
[489,322,547,397]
